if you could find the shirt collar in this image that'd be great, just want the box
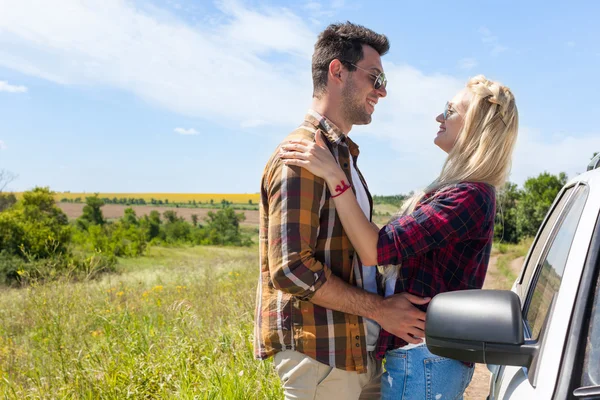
[305,109,360,157]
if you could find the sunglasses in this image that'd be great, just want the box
[348,63,387,90]
[443,102,459,120]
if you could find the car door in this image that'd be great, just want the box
[491,183,590,399]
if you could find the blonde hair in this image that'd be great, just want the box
[382,75,519,278]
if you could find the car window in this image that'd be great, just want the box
[524,185,589,340]
[520,186,575,294]
[582,268,600,387]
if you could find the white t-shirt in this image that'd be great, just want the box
[349,160,380,351]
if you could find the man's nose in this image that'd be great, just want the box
[376,84,387,98]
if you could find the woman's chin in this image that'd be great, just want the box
[433,138,451,154]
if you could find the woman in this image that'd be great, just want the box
[279,75,519,400]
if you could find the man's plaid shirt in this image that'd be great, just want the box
[254,110,374,373]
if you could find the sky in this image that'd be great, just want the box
[0,0,599,195]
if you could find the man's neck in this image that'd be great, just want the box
[311,98,351,135]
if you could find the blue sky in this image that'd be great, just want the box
[1,0,599,195]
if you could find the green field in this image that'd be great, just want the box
[0,246,282,399]
[0,234,529,399]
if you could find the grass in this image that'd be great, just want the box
[372,204,399,225]
[0,246,282,399]
[0,235,532,399]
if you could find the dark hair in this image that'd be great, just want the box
[312,22,389,98]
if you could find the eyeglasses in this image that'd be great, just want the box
[443,102,459,120]
[348,63,387,90]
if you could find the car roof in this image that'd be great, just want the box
[567,168,600,208]
[568,167,600,186]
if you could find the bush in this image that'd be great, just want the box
[0,187,71,259]
[0,250,116,286]
[0,192,17,212]
[0,189,252,286]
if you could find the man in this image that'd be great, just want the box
[254,22,428,399]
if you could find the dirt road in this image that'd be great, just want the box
[464,255,524,399]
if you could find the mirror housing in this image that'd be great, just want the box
[426,290,537,367]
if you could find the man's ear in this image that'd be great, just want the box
[328,59,344,82]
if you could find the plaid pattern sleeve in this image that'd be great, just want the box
[266,158,332,299]
[377,182,495,266]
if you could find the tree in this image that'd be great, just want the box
[494,182,522,243]
[163,210,179,224]
[122,207,138,227]
[0,187,70,259]
[517,172,568,238]
[205,207,246,245]
[191,213,199,227]
[144,210,162,241]
[79,194,105,226]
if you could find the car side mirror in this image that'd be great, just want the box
[426,290,538,368]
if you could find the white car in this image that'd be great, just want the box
[426,154,600,400]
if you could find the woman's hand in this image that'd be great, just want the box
[279,132,343,182]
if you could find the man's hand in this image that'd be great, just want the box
[374,293,430,344]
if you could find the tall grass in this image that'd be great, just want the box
[0,246,281,399]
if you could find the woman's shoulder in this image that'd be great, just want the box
[436,181,495,198]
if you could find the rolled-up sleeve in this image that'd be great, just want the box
[377,183,495,266]
[266,158,332,300]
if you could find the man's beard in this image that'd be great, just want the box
[341,79,372,126]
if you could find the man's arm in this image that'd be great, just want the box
[266,156,427,342]
[311,274,429,343]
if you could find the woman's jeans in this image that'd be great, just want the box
[381,345,474,400]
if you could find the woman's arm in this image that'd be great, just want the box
[280,134,497,269]
[322,169,380,265]
[280,132,379,265]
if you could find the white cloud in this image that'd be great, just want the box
[0,81,27,93]
[479,26,508,56]
[491,45,508,56]
[458,57,478,70]
[0,1,595,194]
[303,0,346,18]
[0,0,314,127]
[304,1,323,12]
[174,127,199,135]
[510,127,600,183]
[0,140,6,150]
[240,119,267,128]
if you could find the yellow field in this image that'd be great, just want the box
[17,192,261,204]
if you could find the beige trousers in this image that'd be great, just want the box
[273,350,382,400]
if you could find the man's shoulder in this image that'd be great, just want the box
[261,124,320,186]
[283,123,318,144]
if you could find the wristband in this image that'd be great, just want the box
[330,180,352,198]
